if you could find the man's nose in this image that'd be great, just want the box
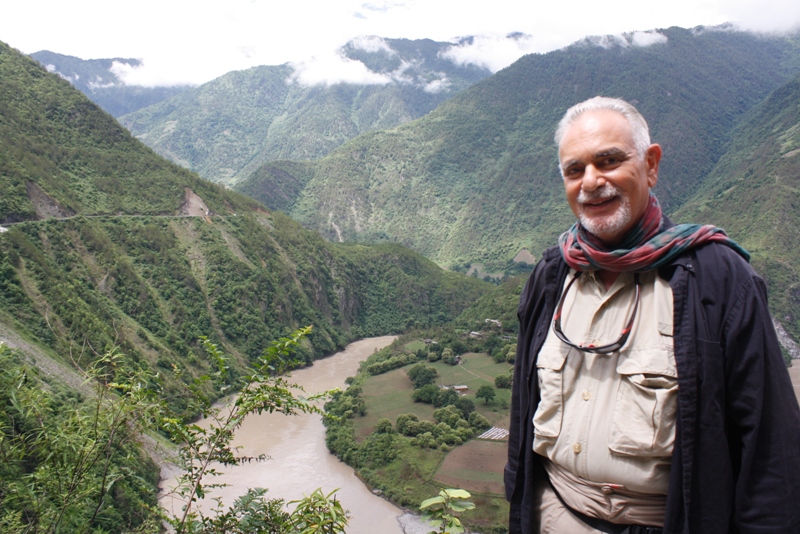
[581,165,604,191]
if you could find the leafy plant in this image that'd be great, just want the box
[420,488,476,534]
[0,326,352,534]
[0,342,162,532]
[163,326,345,533]
[287,488,349,534]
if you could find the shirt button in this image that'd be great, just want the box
[582,390,591,401]
[573,443,582,454]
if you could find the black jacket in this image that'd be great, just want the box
[506,242,800,533]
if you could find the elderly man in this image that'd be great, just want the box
[505,96,800,533]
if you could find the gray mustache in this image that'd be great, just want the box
[577,184,620,203]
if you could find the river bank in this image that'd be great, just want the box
[158,336,437,534]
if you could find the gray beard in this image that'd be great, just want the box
[577,185,632,242]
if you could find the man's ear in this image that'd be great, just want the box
[644,144,662,188]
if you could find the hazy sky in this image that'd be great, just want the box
[3,0,800,87]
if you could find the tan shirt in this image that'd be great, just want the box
[532,269,677,520]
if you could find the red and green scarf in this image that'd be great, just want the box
[559,194,749,273]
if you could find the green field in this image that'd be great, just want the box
[356,352,513,440]
[332,341,515,532]
[358,349,513,530]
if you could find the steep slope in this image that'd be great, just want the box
[29,50,190,117]
[0,41,260,224]
[119,38,491,185]
[0,39,490,416]
[239,27,800,271]
[674,73,800,340]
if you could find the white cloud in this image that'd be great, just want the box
[289,52,393,86]
[3,0,800,87]
[440,34,539,73]
[387,59,418,84]
[630,31,669,47]
[423,77,451,93]
[87,78,117,90]
[578,34,628,50]
[577,30,669,50]
[349,35,395,54]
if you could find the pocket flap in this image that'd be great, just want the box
[616,348,677,378]
[536,342,568,371]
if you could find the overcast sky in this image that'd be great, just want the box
[3,0,800,87]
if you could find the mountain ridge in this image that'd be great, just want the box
[237,27,800,267]
[118,37,492,184]
[29,50,191,117]
[0,39,491,417]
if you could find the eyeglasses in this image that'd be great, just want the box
[552,272,641,354]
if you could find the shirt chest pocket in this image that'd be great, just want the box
[609,339,677,458]
[533,345,569,439]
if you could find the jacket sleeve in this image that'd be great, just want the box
[505,266,538,502]
[723,275,800,532]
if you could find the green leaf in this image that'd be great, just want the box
[420,496,446,509]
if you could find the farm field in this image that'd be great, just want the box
[328,335,517,532]
[356,352,513,440]
[434,439,507,495]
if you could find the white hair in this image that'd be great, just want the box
[554,96,651,156]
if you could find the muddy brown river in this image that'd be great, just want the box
[160,336,433,533]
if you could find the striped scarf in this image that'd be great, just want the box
[558,194,749,273]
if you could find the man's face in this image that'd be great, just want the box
[558,109,661,246]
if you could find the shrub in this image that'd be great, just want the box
[455,397,475,417]
[357,433,397,468]
[434,422,453,438]
[495,374,512,389]
[412,383,440,404]
[375,418,394,434]
[469,412,491,431]
[434,405,464,427]
[434,388,460,408]
[396,413,419,435]
[492,348,505,363]
[407,363,438,389]
[412,431,437,448]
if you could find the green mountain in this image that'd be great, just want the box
[674,72,800,343]
[237,26,800,272]
[29,50,190,117]
[0,39,490,418]
[118,38,491,185]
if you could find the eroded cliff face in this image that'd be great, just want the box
[774,319,800,360]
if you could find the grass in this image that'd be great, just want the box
[356,352,513,439]
[352,348,514,531]
[357,367,436,440]
[434,440,507,494]
[404,340,427,352]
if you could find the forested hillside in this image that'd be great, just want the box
[238,27,800,269]
[30,50,190,117]
[0,39,490,419]
[674,72,800,343]
[119,38,491,185]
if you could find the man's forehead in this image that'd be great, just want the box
[558,111,635,158]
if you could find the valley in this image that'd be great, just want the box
[158,336,419,534]
[3,19,800,534]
